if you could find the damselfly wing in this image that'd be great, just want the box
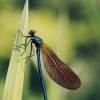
[41,43,81,90]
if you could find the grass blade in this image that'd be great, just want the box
[2,0,28,100]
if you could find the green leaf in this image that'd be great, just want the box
[2,0,28,100]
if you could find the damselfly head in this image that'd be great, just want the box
[29,30,36,36]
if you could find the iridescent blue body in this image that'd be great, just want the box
[28,30,48,100]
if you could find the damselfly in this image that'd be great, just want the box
[18,30,81,100]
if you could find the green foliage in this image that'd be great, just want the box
[0,58,9,80]
[75,39,100,58]
[0,0,100,100]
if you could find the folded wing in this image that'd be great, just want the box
[41,44,81,90]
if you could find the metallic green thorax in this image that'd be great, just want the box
[28,30,43,47]
[32,35,43,47]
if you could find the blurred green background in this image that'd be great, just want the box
[0,0,100,100]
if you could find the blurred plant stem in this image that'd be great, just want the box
[83,0,100,41]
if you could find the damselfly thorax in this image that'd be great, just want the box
[28,30,43,47]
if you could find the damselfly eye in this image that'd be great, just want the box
[29,30,36,35]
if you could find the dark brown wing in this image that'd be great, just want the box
[41,44,81,90]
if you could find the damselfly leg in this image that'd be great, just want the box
[13,30,35,59]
